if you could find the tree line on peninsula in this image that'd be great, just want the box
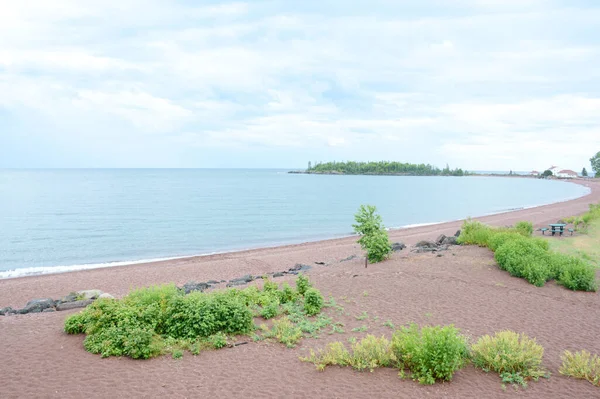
[303,161,468,176]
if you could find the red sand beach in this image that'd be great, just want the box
[1,179,599,398]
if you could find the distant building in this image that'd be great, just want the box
[557,169,578,179]
[530,170,540,176]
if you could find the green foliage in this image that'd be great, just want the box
[391,323,470,385]
[296,274,311,295]
[302,335,397,372]
[515,221,533,237]
[307,160,466,176]
[456,220,494,247]
[494,240,555,286]
[554,254,598,292]
[590,151,600,177]
[304,288,324,316]
[172,349,183,359]
[582,167,588,177]
[65,276,328,359]
[542,169,553,177]
[263,316,303,348]
[560,350,600,386]
[352,325,369,332]
[353,205,392,263]
[487,232,527,251]
[471,331,547,387]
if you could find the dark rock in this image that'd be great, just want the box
[182,281,211,294]
[391,242,406,252]
[435,235,447,245]
[314,261,326,265]
[19,298,56,314]
[56,299,94,311]
[207,280,219,284]
[220,280,226,283]
[226,280,249,287]
[273,272,284,278]
[415,240,437,249]
[352,274,359,278]
[42,308,56,313]
[437,254,443,257]
[228,275,253,284]
[288,271,299,275]
[0,307,13,315]
[340,255,357,262]
[454,230,461,237]
[56,292,79,304]
[442,236,458,246]
[289,264,312,272]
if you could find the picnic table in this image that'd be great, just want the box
[549,223,566,236]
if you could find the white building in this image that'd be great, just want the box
[557,169,578,179]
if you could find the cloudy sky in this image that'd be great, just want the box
[1,0,599,171]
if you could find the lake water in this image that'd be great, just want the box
[0,169,590,278]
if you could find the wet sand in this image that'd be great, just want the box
[1,179,599,398]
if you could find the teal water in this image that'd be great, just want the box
[0,169,590,278]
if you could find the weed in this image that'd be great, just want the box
[355,311,369,321]
[263,316,303,348]
[560,350,600,386]
[172,350,183,359]
[352,325,368,333]
[383,320,395,329]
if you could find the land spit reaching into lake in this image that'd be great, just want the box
[0,179,599,398]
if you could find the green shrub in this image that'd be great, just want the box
[302,335,396,372]
[296,274,311,295]
[172,349,183,359]
[487,232,527,251]
[494,240,555,286]
[353,204,392,263]
[471,331,547,387]
[515,221,534,237]
[304,288,324,316]
[553,254,598,292]
[260,297,281,319]
[278,283,298,304]
[164,291,253,339]
[263,316,303,348]
[457,220,494,247]
[262,278,279,293]
[560,350,600,386]
[391,323,469,385]
[208,332,229,349]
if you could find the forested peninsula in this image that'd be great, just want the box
[290,161,468,176]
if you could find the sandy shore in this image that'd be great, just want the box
[1,179,599,398]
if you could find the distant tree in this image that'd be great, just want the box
[308,161,312,171]
[509,170,513,175]
[542,169,553,178]
[590,151,600,177]
[582,167,588,177]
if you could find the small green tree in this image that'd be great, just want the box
[582,168,588,177]
[590,152,600,177]
[353,205,392,263]
[541,169,553,178]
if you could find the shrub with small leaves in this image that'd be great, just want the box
[264,316,303,348]
[208,332,229,349]
[296,274,311,296]
[304,288,324,316]
[515,221,534,237]
[260,297,281,319]
[560,350,600,387]
[391,323,469,385]
[471,331,547,387]
[553,254,598,292]
[278,283,298,304]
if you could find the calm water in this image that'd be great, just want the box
[0,169,590,278]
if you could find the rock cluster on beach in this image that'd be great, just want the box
[410,232,460,254]
[0,290,114,316]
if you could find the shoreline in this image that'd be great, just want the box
[0,179,594,281]
[0,179,598,307]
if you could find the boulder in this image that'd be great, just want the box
[57,292,79,304]
[415,240,437,249]
[340,255,357,262]
[42,308,56,313]
[454,230,461,237]
[0,307,13,316]
[56,299,94,311]
[76,290,103,300]
[98,293,115,299]
[289,264,312,272]
[226,280,248,287]
[228,275,253,284]
[314,261,326,265]
[18,298,56,314]
[207,280,220,285]
[182,281,210,294]
[435,235,447,245]
[442,236,458,246]
[272,272,285,278]
[391,242,406,252]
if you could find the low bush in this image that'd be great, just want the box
[304,288,324,316]
[302,335,396,372]
[487,232,526,251]
[560,350,600,387]
[296,274,311,295]
[494,240,555,286]
[65,275,326,358]
[515,221,534,237]
[263,316,303,348]
[471,331,547,387]
[553,254,598,292]
[457,220,494,247]
[391,323,469,385]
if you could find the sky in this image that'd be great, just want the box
[1,0,599,171]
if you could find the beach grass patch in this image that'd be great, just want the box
[560,350,600,387]
[391,323,470,385]
[471,331,547,388]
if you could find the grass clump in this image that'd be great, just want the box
[391,323,470,385]
[471,331,547,388]
[262,316,303,348]
[302,335,396,372]
[65,276,327,358]
[560,350,600,387]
